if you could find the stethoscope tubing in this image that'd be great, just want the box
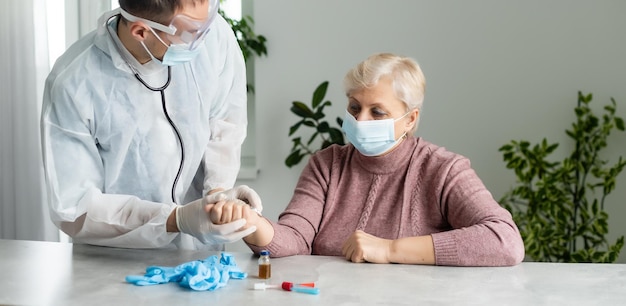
[106,15,185,204]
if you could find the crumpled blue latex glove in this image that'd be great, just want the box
[125,253,247,291]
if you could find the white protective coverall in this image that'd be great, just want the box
[40,10,247,249]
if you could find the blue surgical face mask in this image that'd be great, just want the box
[342,110,409,156]
[141,28,204,66]
[161,43,203,66]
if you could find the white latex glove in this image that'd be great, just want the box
[206,185,263,214]
[176,198,257,244]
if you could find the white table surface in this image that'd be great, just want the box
[1,239,625,305]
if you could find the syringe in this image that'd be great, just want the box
[253,282,320,295]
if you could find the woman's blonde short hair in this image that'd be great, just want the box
[343,53,426,133]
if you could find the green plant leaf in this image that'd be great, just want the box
[328,128,345,145]
[317,121,330,133]
[321,140,332,149]
[316,100,332,111]
[546,143,559,154]
[289,121,303,136]
[615,117,625,131]
[336,116,344,127]
[313,101,332,120]
[592,200,599,216]
[307,131,319,146]
[499,144,513,151]
[290,137,302,150]
[291,101,315,118]
[314,102,331,120]
[520,141,530,149]
[285,150,304,168]
[312,81,329,109]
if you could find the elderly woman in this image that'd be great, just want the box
[211,53,525,266]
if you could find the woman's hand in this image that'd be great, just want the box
[206,199,261,231]
[341,230,393,263]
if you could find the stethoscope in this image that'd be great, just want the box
[106,14,185,204]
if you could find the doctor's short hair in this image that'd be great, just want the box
[119,0,208,24]
[343,53,426,133]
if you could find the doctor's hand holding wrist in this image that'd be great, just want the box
[205,185,263,214]
[205,195,275,247]
[166,185,263,244]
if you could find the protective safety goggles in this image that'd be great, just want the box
[120,0,219,51]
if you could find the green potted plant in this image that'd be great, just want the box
[499,91,625,263]
[218,2,267,92]
[285,81,345,167]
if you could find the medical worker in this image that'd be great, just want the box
[41,0,261,249]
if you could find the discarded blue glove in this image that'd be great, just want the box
[125,252,247,291]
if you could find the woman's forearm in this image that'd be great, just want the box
[389,235,436,265]
[243,216,274,247]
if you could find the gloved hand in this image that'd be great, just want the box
[176,197,257,244]
[206,185,263,214]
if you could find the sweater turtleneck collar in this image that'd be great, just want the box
[353,136,417,174]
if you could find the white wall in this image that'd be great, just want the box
[232,0,626,263]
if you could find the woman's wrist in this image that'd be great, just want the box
[388,235,435,265]
[244,217,273,247]
[166,207,179,232]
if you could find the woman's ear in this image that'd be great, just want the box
[407,109,419,130]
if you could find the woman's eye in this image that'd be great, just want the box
[372,109,387,118]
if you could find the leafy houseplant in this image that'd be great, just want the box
[218,2,267,92]
[499,91,625,263]
[221,13,267,62]
[285,81,345,167]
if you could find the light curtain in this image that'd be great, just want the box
[0,0,58,241]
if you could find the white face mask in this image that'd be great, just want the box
[341,110,409,156]
[141,28,204,66]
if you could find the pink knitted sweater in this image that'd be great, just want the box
[247,137,525,266]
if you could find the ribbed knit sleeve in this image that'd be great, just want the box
[429,157,525,266]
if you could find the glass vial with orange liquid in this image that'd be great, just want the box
[258,250,271,279]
